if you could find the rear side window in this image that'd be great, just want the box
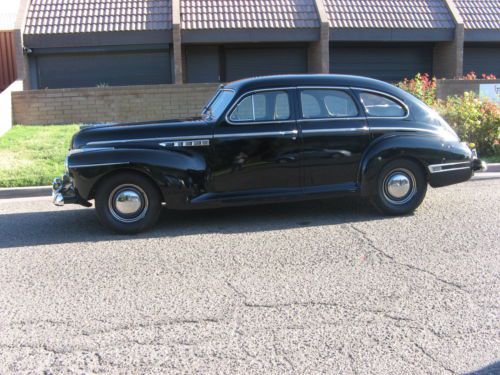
[300,89,358,119]
[229,90,290,123]
[359,92,406,117]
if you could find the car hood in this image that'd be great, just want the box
[71,117,211,149]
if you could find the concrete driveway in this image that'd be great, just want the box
[0,174,499,374]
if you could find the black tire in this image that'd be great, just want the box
[95,172,162,234]
[371,159,427,215]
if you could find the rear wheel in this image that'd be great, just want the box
[95,172,162,234]
[371,159,427,215]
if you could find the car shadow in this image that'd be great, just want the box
[465,361,500,375]
[0,197,389,249]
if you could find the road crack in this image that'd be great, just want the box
[349,224,467,292]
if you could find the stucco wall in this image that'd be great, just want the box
[12,83,219,125]
[0,80,23,136]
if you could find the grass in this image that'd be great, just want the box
[0,125,79,188]
[483,155,500,163]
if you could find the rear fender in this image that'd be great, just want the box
[67,148,208,206]
[359,134,471,196]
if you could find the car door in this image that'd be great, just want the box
[209,88,301,195]
[298,87,370,189]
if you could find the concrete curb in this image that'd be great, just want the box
[0,186,52,199]
[0,164,498,200]
[485,163,500,172]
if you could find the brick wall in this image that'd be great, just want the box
[12,83,219,125]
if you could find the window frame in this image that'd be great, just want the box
[297,87,362,121]
[355,88,409,119]
[225,87,295,125]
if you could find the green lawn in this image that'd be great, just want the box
[483,155,500,163]
[0,125,79,187]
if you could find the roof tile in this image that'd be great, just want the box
[324,0,455,29]
[454,0,500,30]
[25,0,172,34]
[181,0,320,29]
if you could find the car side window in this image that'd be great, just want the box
[229,91,290,123]
[300,89,358,119]
[359,92,406,117]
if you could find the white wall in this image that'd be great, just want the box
[0,80,23,136]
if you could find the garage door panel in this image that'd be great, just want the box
[36,50,171,89]
[330,43,433,82]
[225,48,307,81]
[464,44,500,76]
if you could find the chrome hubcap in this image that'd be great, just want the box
[108,184,149,223]
[383,169,417,205]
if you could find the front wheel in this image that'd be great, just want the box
[371,159,427,215]
[95,172,162,234]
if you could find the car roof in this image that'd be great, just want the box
[224,74,404,97]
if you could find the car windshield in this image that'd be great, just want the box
[202,89,235,120]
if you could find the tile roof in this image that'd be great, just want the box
[25,0,172,35]
[181,0,320,29]
[454,0,500,29]
[324,0,455,29]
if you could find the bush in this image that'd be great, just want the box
[397,73,437,106]
[436,92,499,155]
[398,73,500,155]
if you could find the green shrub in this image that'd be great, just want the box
[397,73,437,106]
[398,73,500,155]
[435,92,500,155]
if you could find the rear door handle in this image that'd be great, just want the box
[280,129,299,140]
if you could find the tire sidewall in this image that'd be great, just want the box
[95,172,161,234]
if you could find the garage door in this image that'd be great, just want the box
[35,50,171,89]
[330,43,434,82]
[225,47,308,81]
[464,43,500,76]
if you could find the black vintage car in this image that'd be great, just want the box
[53,74,486,233]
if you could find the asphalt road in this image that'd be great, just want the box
[0,173,499,375]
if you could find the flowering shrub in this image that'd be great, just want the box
[435,92,500,155]
[459,72,497,80]
[397,73,500,155]
[397,73,437,106]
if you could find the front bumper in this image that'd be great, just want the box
[52,174,91,207]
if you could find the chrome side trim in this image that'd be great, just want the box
[215,130,298,139]
[370,127,439,135]
[296,117,362,122]
[302,127,369,135]
[68,162,130,169]
[160,139,210,147]
[351,87,410,120]
[428,162,471,174]
[87,135,213,146]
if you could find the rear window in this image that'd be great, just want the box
[359,92,406,117]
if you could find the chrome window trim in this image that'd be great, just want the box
[87,135,213,146]
[428,162,471,174]
[214,130,298,139]
[202,88,236,120]
[352,87,410,120]
[297,86,363,121]
[225,87,295,125]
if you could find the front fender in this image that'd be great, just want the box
[359,134,472,196]
[67,148,208,206]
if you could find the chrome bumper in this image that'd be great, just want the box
[52,174,92,207]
